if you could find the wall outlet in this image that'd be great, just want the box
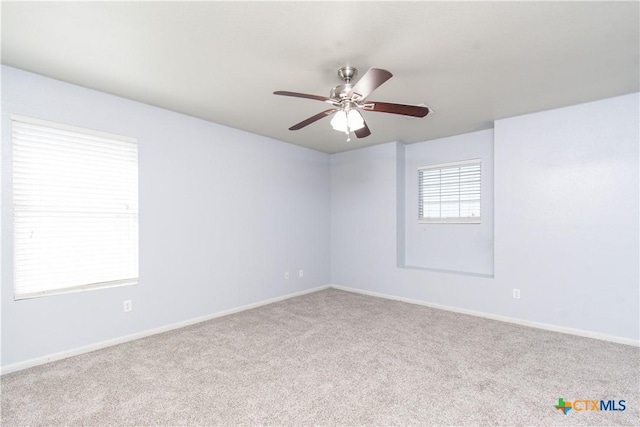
[512,289,521,299]
[123,300,132,312]
[298,269,304,278]
[284,271,290,280]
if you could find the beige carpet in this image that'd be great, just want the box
[1,288,638,426]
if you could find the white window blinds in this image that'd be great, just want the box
[418,159,481,223]
[12,115,138,299]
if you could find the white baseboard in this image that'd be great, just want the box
[4,283,636,375]
[330,284,640,347]
[1,285,330,375]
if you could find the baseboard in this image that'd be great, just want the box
[4,283,635,375]
[1,285,330,375]
[330,284,640,347]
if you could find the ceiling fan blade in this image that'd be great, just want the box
[354,121,371,138]
[361,101,430,118]
[289,109,338,130]
[274,91,334,103]
[349,68,393,100]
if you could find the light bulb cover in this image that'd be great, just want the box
[347,110,365,131]
[330,109,365,133]
[330,110,348,132]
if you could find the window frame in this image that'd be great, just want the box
[418,159,482,224]
[11,114,139,300]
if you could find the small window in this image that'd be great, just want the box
[418,159,481,224]
[12,115,138,299]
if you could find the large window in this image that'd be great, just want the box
[12,115,138,299]
[418,159,481,224]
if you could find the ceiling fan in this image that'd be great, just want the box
[274,66,430,141]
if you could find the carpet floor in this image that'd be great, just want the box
[1,288,638,426]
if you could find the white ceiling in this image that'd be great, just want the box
[2,1,639,154]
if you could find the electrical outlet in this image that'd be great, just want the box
[284,271,290,280]
[123,300,132,312]
[298,269,304,278]
[513,289,521,299]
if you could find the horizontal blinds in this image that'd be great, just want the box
[12,116,138,299]
[418,159,481,222]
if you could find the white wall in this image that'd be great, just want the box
[2,66,638,369]
[331,93,639,342]
[493,94,639,338]
[1,66,331,367]
[404,130,494,275]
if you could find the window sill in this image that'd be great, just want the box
[418,218,481,224]
[14,279,138,301]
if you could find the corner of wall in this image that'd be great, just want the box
[395,142,406,268]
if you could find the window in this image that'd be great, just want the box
[418,159,481,224]
[12,115,138,299]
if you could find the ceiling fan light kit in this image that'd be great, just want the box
[330,108,365,132]
[274,66,430,142]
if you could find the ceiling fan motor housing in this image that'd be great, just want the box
[330,84,354,100]
[331,67,361,101]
